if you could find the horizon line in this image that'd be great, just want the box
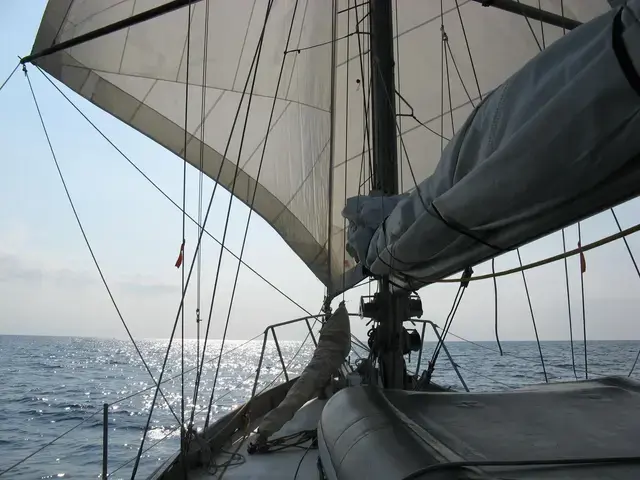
[1,332,638,342]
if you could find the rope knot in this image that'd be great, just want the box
[440,25,448,42]
[461,266,474,288]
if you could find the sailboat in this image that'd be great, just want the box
[6,0,640,478]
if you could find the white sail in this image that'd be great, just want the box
[31,0,612,294]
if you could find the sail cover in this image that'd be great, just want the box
[30,0,614,295]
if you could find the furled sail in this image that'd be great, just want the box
[30,0,613,295]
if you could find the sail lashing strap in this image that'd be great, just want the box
[612,6,640,97]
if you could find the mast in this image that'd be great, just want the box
[368,0,407,389]
[370,0,398,195]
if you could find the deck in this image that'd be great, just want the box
[190,398,326,479]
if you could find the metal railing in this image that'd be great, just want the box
[108,315,327,477]
[409,319,469,392]
[4,313,478,479]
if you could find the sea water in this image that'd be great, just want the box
[1,335,638,479]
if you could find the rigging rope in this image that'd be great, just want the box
[442,27,456,137]
[284,31,364,54]
[255,320,318,397]
[561,228,578,379]
[445,41,474,108]
[33,69,334,428]
[1,334,262,478]
[491,259,503,355]
[293,439,317,480]
[210,315,322,479]
[187,0,276,437]
[0,408,101,477]
[202,0,301,429]
[394,0,403,192]
[610,208,640,377]
[110,333,263,406]
[353,4,373,192]
[617,211,640,376]
[438,325,613,379]
[131,3,276,475]
[195,0,211,415]
[538,0,546,48]
[0,63,19,94]
[516,249,548,383]
[250,429,317,455]
[426,268,472,382]
[36,65,313,329]
[612,209,640,279]
[578,222,588,379]
[433,221,640,283]
[179,0,194,462]
[23,67,181,427]
[453,0,482,101]
[440,0,445,153]
[342,0,351,299]
[629,349,640,377]
[516,0,543,51]
[114,366,256,478]
[109,383,249,479]
[116,373,259,477]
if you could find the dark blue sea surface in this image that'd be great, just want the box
[0,335,638,479]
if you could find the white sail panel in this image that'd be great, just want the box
[31,0,612,294]
[32,0,339,287]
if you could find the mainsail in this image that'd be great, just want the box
[30,0,615,295]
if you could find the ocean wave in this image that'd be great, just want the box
[35,363,64,370]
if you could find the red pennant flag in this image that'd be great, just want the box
[578,241,586,274]
[175,241,184,268]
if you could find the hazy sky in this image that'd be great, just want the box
[1,1,640,344]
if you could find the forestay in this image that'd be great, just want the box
[31,0,612,295]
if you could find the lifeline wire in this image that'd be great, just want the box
[433,222,640,284]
